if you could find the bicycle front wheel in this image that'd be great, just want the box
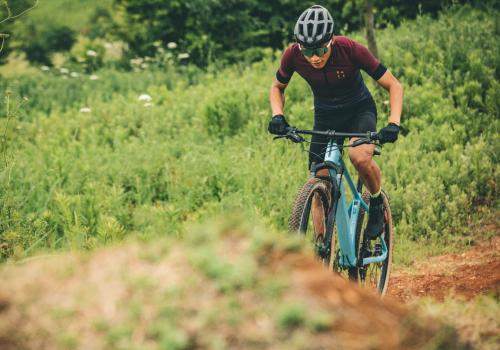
[288,178,332,264]
[352,190,393,296]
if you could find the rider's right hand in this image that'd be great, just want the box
[378,122,400,144]
[268,114,290,135]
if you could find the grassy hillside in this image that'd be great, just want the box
[0,5,498,263]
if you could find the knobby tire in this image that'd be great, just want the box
[288,178,332,264]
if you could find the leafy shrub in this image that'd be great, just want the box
[69,36,106,72]
[16,23,76,65]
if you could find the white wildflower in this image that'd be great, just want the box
[144,102,153,107]
[383,100,389,105]
[89,74,99,80]
[153,41,162,47]
[60,67,69,74]
[79,107,91,113]
[130,57,144,66]
[138,94,152,102]
[41,65,50,71]
[167,42,177,49]
[177,53,189,60]
[70,72,79,78]
[86,50,97,57]
[141,63,148,69]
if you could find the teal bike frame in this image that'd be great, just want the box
[325,141,388,268]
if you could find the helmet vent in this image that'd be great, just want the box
[307,23,314,37]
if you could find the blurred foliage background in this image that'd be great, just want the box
[0,1,498,261]
[2,0,499,68]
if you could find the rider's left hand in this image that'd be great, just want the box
[268,114,289,135]
[378,123,400,144]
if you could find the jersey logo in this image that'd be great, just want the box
[336,70,346,79]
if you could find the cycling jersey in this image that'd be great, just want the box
[276,36,387,109]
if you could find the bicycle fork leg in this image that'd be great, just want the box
[322,185,339,264]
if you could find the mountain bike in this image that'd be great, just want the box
[277,127,393,295]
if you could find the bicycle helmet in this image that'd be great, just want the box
[294,5,334,48]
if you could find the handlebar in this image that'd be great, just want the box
[288,127,379,140]
[273,127,380,146]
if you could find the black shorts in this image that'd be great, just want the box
[309,97,377,168]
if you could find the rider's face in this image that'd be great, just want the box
[301,41,332,69]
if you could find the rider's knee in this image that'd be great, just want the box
[349,152,372,170]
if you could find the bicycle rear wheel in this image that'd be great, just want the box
[352,190,393,296]
[288,178,332,264]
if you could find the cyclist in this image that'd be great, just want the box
[268,5,403,239]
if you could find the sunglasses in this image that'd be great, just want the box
[300,41,331,57]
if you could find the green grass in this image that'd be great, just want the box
[0,6,498,262]
[277,303,307,330]
[415,295,500,349]
[394,207,498,267]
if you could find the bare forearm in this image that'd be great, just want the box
[376,71,403,126]
[388,82,403,125]
[270,85,286,116]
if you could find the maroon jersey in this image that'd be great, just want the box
[276,36,386,109]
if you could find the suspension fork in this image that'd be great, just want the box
[319,174,341,263]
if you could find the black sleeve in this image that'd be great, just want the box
[276,70,291,84]
[371,63,387,81]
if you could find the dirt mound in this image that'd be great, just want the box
[389,236,500,302]
[0,222,466,350]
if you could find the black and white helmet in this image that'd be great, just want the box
[294,5,334,48]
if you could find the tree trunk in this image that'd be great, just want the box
[363,0,378,58]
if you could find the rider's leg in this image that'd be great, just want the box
[347,141,380,194]
[348,140,384,238]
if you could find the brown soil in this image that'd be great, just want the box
[388,236,500,302]
[1,219,497,349]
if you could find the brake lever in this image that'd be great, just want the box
[351,138,370,147]
[273,133,303,143]
[287,133,304,143]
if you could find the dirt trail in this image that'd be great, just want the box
[388,235,500,302]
